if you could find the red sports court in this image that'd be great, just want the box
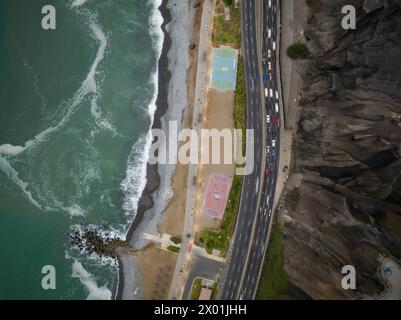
[202,174,233,220]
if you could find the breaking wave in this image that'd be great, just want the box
[120,0,164,224]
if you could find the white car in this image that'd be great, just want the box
[269,88,273,98]
[266,115,271,123]
[272,139,276,147]
[273,41,276,51]
[266,146,270,155]
[268,49,271,59]
[268,62,272,71]
[275,90,279,100]
[268,28,272,39]
[269,0,272,8]
[275,102,279,113]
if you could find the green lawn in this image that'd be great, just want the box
[166,245,180,253]
[190,278,203,300]
[210,281,219,300]
[235,55,246,154]
[170,236,182,245]
[212,1,241,48]
[256,222,289,300]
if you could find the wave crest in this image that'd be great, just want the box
[120,0,164,225]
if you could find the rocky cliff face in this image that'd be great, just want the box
[284,0,401,299]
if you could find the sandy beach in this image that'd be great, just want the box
[134,2,205,300]
[117,0,201,300]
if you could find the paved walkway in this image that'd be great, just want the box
[168,0,216,300]
[274,0,307,212]
[143,233,181,251]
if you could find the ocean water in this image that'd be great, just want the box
[0,0,163,299]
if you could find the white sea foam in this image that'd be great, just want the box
[64,204,86,217]
[85,22,116,132]
[0,156,42,210]
[120,0,164,224]
[71,260,112,300]
[0,15,110,158]
[0,13,114,210]
[71,0,90,8]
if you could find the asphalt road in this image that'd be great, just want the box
[219,0,281,300]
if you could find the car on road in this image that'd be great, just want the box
[272,139,276,147]
[266,115,271,123]
[270,162,275,172]
[268,62,272,71]
[269,209,272,217]
[275,102,279,113]
[268,49,271,59]
[273,41,276,51]
[263,72,269,84]
[268,28,272,39]
[264,88,268,98]
[269,88,273,98]
[266,146,270,155]
[275,90,279,100]
[269,0,272,8]
[272,149,276,157]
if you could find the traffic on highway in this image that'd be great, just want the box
[220,0,281,300]
[240,0,281,299]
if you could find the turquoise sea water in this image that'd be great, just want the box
[0,0,162,299]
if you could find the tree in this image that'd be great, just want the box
[287,42,311,59]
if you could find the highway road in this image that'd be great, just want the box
[219,0,281,300]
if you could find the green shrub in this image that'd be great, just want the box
[170,236,182,244]
[167,245,180,253]
[287,42,311,59]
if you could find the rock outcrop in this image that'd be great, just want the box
[284,0,401,299]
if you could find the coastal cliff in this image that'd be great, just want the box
[284,0,401,299]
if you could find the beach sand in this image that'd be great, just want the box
[134,245,177,300]
[158,2,203,238]
[119,2,203,300]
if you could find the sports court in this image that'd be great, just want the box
[210,47,239,92]
[202,174,233,220]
